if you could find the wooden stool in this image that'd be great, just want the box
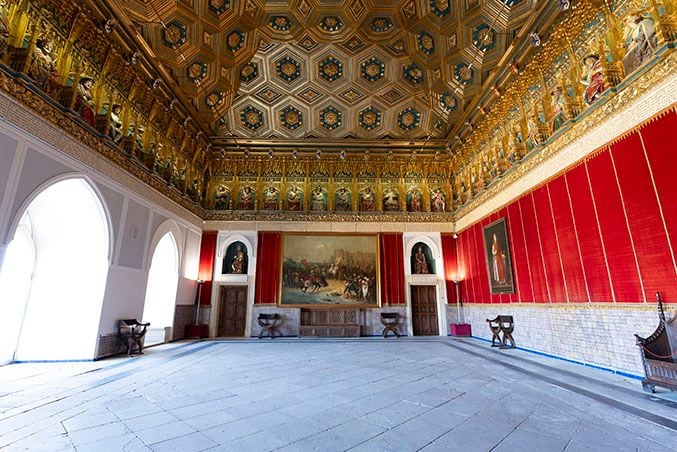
[380,313,400,338]
[486,316,502,347]
[258,313,280,338]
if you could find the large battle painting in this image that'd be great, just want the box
[281,234,380,306]
[482,218,515,294]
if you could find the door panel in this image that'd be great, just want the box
[411,286,438,336]
[218,286,248,337]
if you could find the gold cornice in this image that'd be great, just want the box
[204,211,454,223]
[0,72,205,223]
[454,50,677,228]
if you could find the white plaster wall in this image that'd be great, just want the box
[0,118,203,356]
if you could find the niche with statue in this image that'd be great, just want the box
[222,242,248,275]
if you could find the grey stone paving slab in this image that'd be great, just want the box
[347,429,431,451]
[150,431,218,452]
[0,338,675,451]
[133,420,196,445]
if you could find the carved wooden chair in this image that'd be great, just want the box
[486,316,502,347]
[258,313,280,339]
[380,312,400,338]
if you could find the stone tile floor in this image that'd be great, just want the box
[0,337,675,451]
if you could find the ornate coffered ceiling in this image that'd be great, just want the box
[110,0,538,146]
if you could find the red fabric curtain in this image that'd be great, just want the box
[639,110,677,302]
[197,231,217,305]
[379,233,405,305]
[441,233,458,304]
[255,231,281,304]
[454,110,677,304]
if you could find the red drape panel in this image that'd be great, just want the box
[639,110,677,302]
[507,201,531,302]
[380,233,406,305]
[612,132,675,302]
[519,195,549,302]
[534,185,564,302]
[441,233,458,304]
[587,152,642,301]
[457,111,676,305]
[548,176,588,302]
[457,230,473,303]
[565,165,613,301]
[197,231,217,305]
[254,231,282,304]
[473,221,490,303]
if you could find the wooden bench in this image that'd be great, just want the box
[258,313,281,339]
[299,309,361,337]
[635,292,677,392]
[380,312,400,338]
[486,315,515,349]
[117,319,150,355]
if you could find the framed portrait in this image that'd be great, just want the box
[482,218,515,294]
[280,233,380,307]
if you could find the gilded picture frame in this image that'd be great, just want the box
[280,233,380,307]
[482,218,515,294]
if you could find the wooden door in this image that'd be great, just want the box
[218,286,248,337]
[411,285,439,336]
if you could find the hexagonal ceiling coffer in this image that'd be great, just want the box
[161,20,187,49]
[369,17,393,33]
[276,55,302,83]
[359,106,382,130]
[417,31,435,55]
[240,62,259,84]
[319,106,342,130]
[454,63,474,85]
[280,105,304,130]
[403,62,424,85]
[269,16,293,31]
[360,57,385,82]
[318,56,344,83]
[225,30,245,52]
[240,105,265,130]
[398,107,421,130]
[187,61,208,83]
[429,0,451,18]
[473,23,496,52]
[319,16,343,32]
[440,92,459,112]
[208,0,231,15]
[206,90,224,109]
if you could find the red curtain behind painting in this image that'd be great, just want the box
[255,231,281,304]
[456,109,677,304]
[380,233,406,305]
[197,231,217,305]
[441,233,458,304]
